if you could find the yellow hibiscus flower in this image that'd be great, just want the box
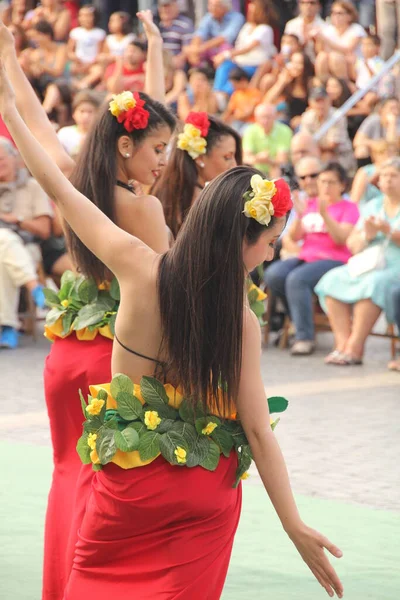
[86,398,105,416]
[174,446,187,464]
[109,91,136,117]
[201,422,218,435]
[61,299,69,308]
[87,433,97,450]
[144,410,161,431]
[250,174,276,201]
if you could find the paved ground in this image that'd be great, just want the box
[2,325,399,511]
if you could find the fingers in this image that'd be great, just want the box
[322,536,343,558]
[311,565,334,597]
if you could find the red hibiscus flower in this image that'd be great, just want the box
[118,106,150,132]
[185,112,210,137]
[272,178,293,217]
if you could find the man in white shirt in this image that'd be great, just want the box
[284,0,326,58]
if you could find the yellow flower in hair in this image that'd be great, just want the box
[144,410,162,431]
[109,91,136,117]
[86,398,105,416]
[250,175,276,201]
[201,422,218,435]
[243,174,277,226]
[177,123,207,160]
[174,446,187,464]
[87,433,97,450]
[184,123,202,139]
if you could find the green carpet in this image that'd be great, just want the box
[0,442,399,600]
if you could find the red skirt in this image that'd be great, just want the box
[42,335,113,600]
[64,454,242,600]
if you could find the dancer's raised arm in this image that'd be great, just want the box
[0,20,75,177]
[137,10,165,104]
[0,63,143,279]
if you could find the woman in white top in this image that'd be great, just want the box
[213,0,277,97]
[68,5,106,80]
[313,1,366,81]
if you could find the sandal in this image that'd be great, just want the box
[388,359,400,372]
[325,351,363,366]
[324,350,343,364]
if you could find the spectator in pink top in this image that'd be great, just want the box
[264,159,359,356]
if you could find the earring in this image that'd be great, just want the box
[124,153,130,158]
[199,162,205,168]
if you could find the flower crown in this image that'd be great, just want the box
[109,91,149,132]
[243,175,292,226]
[177,112,210,160]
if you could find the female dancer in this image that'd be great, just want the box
[0,12,173,600]
[1,63,344,599]
[153,111,242,238]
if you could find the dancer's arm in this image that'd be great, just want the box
[237,309,343,599]
[137,10,165,104]
[0,21,75,178]
[0,65,146,279]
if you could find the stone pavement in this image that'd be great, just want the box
[1,328,399,511]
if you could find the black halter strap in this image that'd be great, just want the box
[114,331,167,380]
[116,180,136,194]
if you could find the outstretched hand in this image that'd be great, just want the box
[289,523,343,598]
[0,60,16,117]
[136,10,162,41]
[0,19,17,60]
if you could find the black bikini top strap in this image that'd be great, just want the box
[116,180,135,194]
[195,182,204,190]
[114,331,163,365]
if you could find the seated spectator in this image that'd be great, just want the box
[7,23,29,62]
[157,0,194,69]
[242,103,293,178]
[177,68,218,121]
[350,140,398,209]
[23,20,68,103]
[222,67,262,134]
[387,284,400,371]
[183,0,245,68]
[212,0,277,100]
[284,0,326,59]
[325,75,368,139]
[316,158,400,365]
[2,0,28,27]
[264,50,314,129]
[353,97,400,166]
[265,161,359,355]
[0,228,46,349]
[313,1,366,81]
[68,5,106,83]
[23,0,71,42]
[299,86,356,174]
[376,0,400,60]
[41,206,73,287]
[57,90,102,159]
[254,33,302,94]
[281,131,321,189]
[104,41,147,94]
[162,50,188,112]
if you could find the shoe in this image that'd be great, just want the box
[290,340,315,355]
[31,285,45,309]
[0,326,19,349]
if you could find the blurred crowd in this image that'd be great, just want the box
[0,0,399,369]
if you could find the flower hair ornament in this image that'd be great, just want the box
[109,91,149,132]
[243,175,293,226]
[177,112,210,160]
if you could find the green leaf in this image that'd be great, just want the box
[270,417,280,431]
[77,278,98,304]
[114,428,139,452]
[195,416,221,436]
[146,403,178,420]
[159,431,187,464]
[186,436,211,468]
[170,421,197,450]
[96,428,117,464]
[127,421,147,436]
[110,373,134,397]
[60,270,76,287]
[110,278,120,301]
[234,444,253,488]
[43,288,61,308]
[140,376,169,407]
[116,391,143,420]
[58,280,75,301]
[138,431,161,461]
[199,439,220,471]
[104,416,119,430]
[62,311,74,336]
[108,312,117,335]
[83,415,103,433]
[211,427,234,458]
[178,399,206,423]
[76,434,92,464]
[73,304,105,330]
[268,396,289,414]
[250,300,265,319]
[97,292,117,311]
[45,307,66,326]
[79,389,87,418]
[92,463,102,471]
[247,288,259,305]
[155,418,176,434]
[97,388,108,402]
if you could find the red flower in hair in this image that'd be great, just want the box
[185,112,210,137]
[117,92,149,132]
[271,179,293,217]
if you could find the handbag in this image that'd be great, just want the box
[347,241,388,278]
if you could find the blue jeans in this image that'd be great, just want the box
[213,60,257,95]
[264,258,344,341]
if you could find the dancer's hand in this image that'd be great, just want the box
[0,20,17,61]
[0,60,16,117]
[289,523,343,598]
[137,10,162,42]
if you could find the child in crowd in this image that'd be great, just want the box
[252,34,302,93]
[177,67,218,121]
[103,40,146,94]
[68,5,105,87]
[57,90,102,159]
[223,67,262,134]
[351,34,395,108]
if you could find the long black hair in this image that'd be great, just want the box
[158,166,281,415]
[66,93,175,281]
[152,116,243,238]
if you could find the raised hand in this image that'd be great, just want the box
[289,523,343,598]
[136,10,162,41]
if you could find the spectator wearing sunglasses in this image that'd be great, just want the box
[264,160,359,355]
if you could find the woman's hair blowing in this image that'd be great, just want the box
[158,166,278,415]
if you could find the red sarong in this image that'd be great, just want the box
[42,335,112,600]
[64,454,242,599]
